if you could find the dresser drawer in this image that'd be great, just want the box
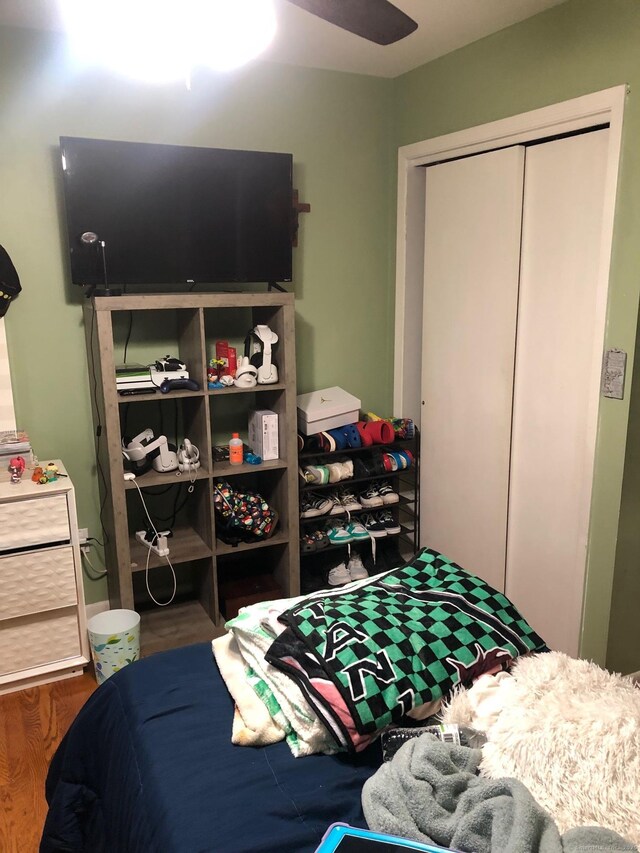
[0,494,70,551]
[0,610,81,676]
[0,546,77,620]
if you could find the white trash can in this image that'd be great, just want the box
[87,609,140,684]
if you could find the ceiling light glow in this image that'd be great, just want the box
[58,0,277,82]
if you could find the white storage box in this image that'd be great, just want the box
[296,386,361,435]
[248,410,279,461]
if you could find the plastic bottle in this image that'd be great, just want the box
[229,433,243,465]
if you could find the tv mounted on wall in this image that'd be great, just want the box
[59,137,294,289]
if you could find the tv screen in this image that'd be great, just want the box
[59,137,293,287]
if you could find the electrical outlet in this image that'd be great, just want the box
[79,528,89,545]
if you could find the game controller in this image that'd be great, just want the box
[159,378,200,393]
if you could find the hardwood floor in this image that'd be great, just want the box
[0,671,97,853]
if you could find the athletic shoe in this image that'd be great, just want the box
[327,463,344,483]
[377,481,400,505]
[326,524,353,545]
[337,490,362,513]
[348,552,369,581]
[310,528,330,549]
[300,493,333,518]
[345,521,370,542]
[359,486,383,508]
[332,459,354,481]
[305,465,329,484]
[328,561,351,586]
[377,510,401,535]
[328,492,347,515]
[300,532,317,553]
[361,513,387,538]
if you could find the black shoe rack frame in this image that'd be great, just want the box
[297,429,420,564]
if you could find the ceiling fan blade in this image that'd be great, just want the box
[286,0,418,46]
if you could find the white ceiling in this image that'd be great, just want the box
[0,0,569,78]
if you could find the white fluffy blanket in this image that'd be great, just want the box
[441,652,640,846]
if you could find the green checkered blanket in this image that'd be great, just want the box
[266,548,547,750]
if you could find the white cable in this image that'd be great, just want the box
[132,479,177,607]
[81,548,107,578]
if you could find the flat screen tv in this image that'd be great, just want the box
[59,137,293,288]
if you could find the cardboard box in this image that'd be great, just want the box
[296,386,361,435]
[215,341,237,378]
[248,409,279,461]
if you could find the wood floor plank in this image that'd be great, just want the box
[0,672,96,853]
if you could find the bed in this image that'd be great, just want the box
[42,549,639,851]
[40,641,383,853]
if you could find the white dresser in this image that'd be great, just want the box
[0,460,90,694]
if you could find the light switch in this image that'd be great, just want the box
[601,349,627,399]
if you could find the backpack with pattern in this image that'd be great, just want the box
[213,481,278,545]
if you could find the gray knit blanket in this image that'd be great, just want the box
[362,734,637,853]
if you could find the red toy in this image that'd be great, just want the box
[8,455,25,483]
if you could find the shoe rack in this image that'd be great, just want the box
[297,430,420,591]
[84,291,299,656]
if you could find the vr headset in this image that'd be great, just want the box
[243,325,278,385]
[122,429,178,475]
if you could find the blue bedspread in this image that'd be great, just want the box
[41,642,382,852]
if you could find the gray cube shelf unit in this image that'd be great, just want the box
[84,292,300,656]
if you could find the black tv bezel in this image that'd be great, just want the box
[59,136,294,289]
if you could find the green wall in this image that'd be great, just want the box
[392,0,640,671]
[0,26,394,603]
[2,0,639,670]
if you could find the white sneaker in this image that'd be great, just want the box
[348,553,369,581]
[326,524,353,545]
[338,490,361,513]
[328,493,347,515]
[345,521,370,542]
[328,561,351,586]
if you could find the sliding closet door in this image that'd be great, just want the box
[505,129,609,657]
[420,147,525,591]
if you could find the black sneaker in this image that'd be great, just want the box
[377,510,401,535]
[377,481,400,505]
[300,493,333,518]
[362,513,387,538]
[359,486,383,508]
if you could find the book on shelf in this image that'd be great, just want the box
[0,429,31,453]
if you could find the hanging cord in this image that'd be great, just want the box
[131,479,177,607]
[81,548,107,579]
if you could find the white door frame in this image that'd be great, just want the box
[394,85,626,424]
[393,85,626,660]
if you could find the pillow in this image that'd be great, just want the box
[266,547,547,751]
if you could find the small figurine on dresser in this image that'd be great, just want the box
[8,455,25,483]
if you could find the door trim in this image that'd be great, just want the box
[394,85,625,419]
[394,85,626,663]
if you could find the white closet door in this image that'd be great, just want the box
[420,146,525,591]
[506,129,609,656]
